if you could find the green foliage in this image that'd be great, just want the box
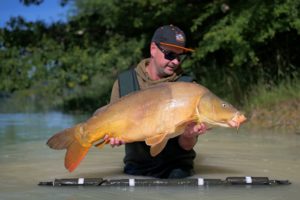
[187,0,300,104]
[1,0,300,112]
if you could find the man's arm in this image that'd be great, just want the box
[178,122,207,151]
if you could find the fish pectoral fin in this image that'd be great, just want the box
[145,133,167,146]
[94,139,109,149]
[174,119,197,133]
[150,139,168,157]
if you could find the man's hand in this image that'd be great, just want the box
[182,122,207,138]
[104,135,125,147]
[178,122,208,151]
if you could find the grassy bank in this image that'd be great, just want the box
[244,78,300,133]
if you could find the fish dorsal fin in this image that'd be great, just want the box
[150,139,168,157]
[145,133,167,146]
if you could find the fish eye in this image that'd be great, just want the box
[222,103,227,108]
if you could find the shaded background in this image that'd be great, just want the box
[0,0,299,131]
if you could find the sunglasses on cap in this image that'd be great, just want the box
[156,43,187,62]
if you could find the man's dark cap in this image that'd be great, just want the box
[151,25,194,53]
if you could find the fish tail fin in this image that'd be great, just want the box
[47,126,78,150]
[64,139,90,172]
[47,124,91,172]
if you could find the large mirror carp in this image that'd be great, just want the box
[47,82,246,172]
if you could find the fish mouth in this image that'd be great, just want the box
[227,114,247,128]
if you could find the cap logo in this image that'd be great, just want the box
[176,33,185,43]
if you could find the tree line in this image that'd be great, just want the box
[0,0,299,113]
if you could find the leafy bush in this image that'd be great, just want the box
[0,0,299,112]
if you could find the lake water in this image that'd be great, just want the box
[0,112,299,200]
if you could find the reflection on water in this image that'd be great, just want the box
[0,112,299,200]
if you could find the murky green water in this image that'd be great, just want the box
[0,112,299,200]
